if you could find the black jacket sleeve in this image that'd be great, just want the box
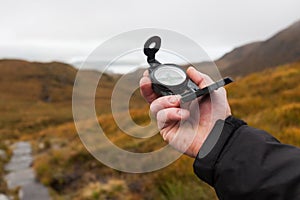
[193,116,300,200]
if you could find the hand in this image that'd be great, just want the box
[139,67,231,158]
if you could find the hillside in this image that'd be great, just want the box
[0,59,300,199]
[0,59,216,199]
[0,59,148,139]
[227,61,300,145]
[0,59,77,103]
[7,61,300,199]
[0,59,77,138]
[195,20,300,77]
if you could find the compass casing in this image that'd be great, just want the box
[149,64,189,96]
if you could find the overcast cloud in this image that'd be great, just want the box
[0,0,299,68]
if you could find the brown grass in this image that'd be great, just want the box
[1,59,300,199]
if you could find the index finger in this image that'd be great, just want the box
[139,70,159,104]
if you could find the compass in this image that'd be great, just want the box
[143,36,233,103]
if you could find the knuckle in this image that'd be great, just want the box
[156,109,166,121]
[150,104,158,115]
[165,110,173,119]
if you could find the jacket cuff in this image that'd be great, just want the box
[193,116,246,186]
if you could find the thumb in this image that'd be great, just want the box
[186,67,214,88]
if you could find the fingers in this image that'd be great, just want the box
[151,95,189,130]
[150,95,181,117]
[139,70,159,103]
[187,66,214,88]
[157,108,190,129]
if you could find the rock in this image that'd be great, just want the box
[5,168,35,189]
[4,158,32,172]
[13,145,31,156]
[13,148,31,156]
[38,142,45,150]
[19,182,51,200]
[14,142,31,149]
[10,154,33,163]
[4,154,33,171]
[0,194,8,200]
[5,142,33,171]
[0,194,9,200]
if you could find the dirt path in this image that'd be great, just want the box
[4,142,51,200]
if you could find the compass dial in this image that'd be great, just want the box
[154,65,187,86]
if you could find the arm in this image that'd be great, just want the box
[194,116,300,200]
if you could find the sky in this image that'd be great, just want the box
[0,0,299,72]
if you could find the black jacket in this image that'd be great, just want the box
[193,116,300,200]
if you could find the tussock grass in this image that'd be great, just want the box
[227,61,300,146]
[1,59,300,199]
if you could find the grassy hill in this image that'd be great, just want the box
[0,60,75,139]
[1,59,300,199]
[227,60,300,145]
[0,59,145,139]
[194,20,300,78]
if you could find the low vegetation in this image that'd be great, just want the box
[0,59,299,199]
[227,61,300,146]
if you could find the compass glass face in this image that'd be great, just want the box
[154,65,186,86]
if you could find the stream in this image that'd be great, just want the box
[4,142,51,200]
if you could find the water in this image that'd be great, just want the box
[4,142,51,200]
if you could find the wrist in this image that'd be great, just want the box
[190,126,212,158]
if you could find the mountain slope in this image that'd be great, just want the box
[227,60,300,145]
[212,20,300,77]
[0,60,116,138]
[0,59,76,102]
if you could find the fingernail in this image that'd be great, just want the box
[143,70,149,77]
[169,95,179,104]
[188,66,196,71]
[177,109,188,117]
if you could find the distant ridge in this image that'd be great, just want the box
[0,59,77,102]
[197,20,300,77]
